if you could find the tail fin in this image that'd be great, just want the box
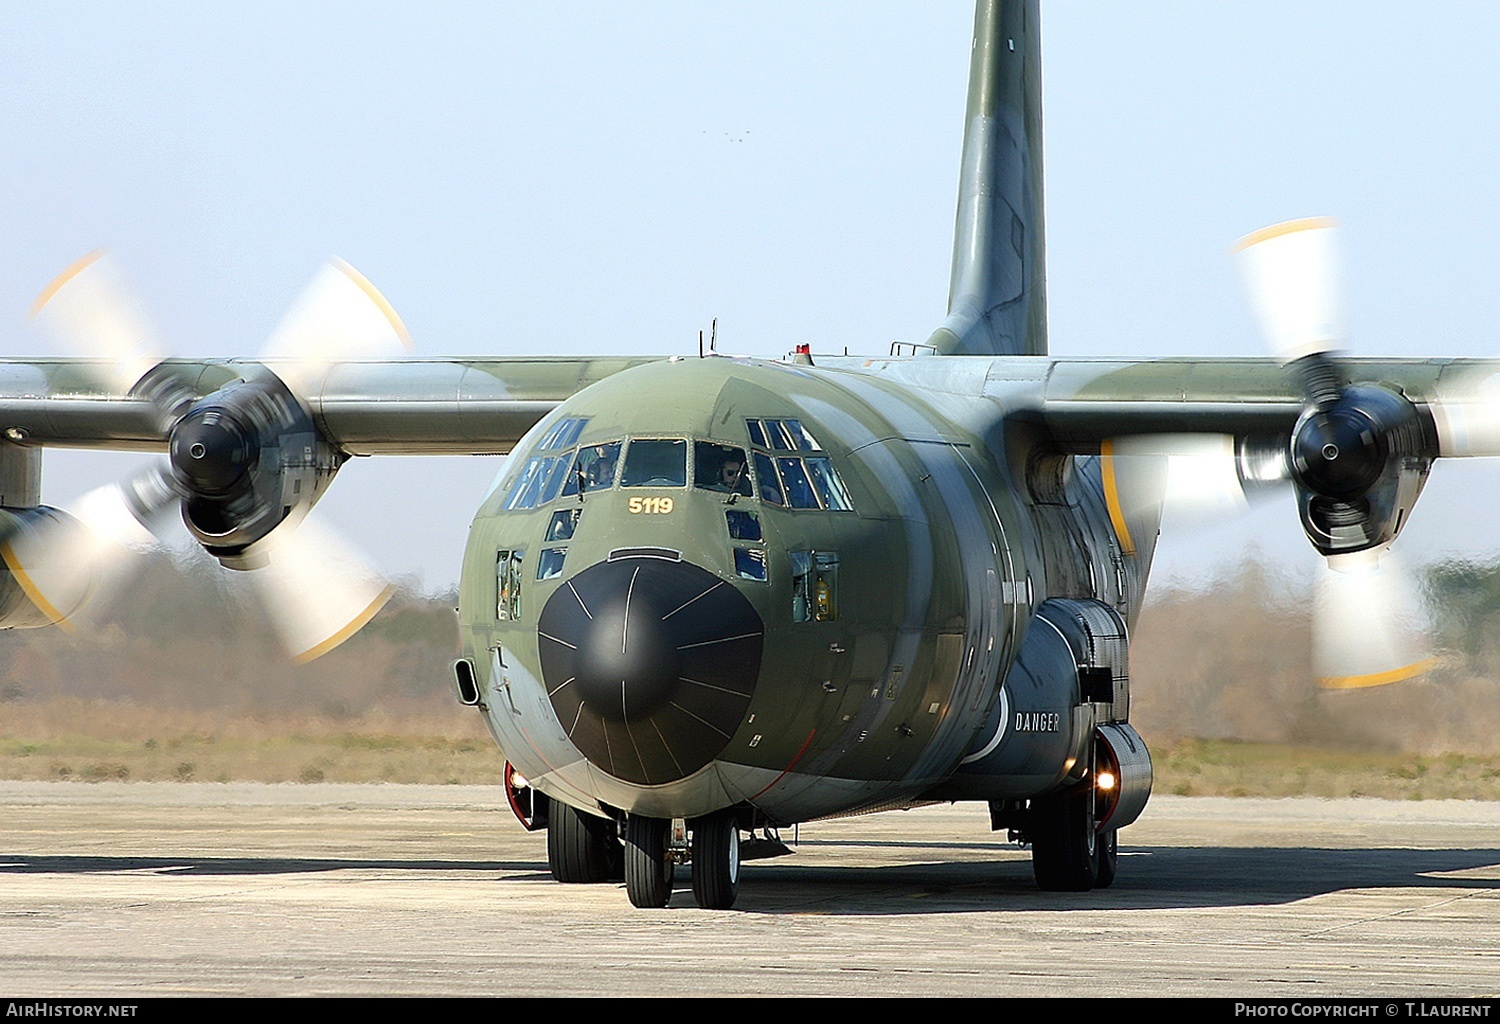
[926,0,1047,357]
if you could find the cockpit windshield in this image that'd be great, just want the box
[497,429,851,512]
[621,439,688,487]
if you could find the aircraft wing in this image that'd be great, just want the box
[0,355,661,455]
[844,354,1500,458]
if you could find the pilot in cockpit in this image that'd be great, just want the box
[696,443,753,498]
[579,444,618,490]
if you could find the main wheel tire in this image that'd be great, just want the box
[624,814,674,908]
[689,810,740,910]
[1030,784,1099,892]
[1094,828,1118,888]
[547,802,621,883]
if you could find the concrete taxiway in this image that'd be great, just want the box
[0,782,1497,997]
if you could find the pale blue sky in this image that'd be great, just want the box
[3,2,1499,591]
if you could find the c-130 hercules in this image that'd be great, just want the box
[2,0,1496,909]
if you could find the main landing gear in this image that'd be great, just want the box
[620,811,743,909]
[1027,783,1118,892]
[546,801,623,883]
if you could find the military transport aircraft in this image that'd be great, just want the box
[3,0,1498,910]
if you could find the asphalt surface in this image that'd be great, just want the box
[0,782,1497,998]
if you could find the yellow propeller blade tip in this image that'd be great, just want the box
[30,249,109,320]
[330,258,413,351]
[1316,657,1438,690]
[1231,216,1339,254]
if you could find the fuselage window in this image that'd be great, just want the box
[536,547,567,581]
[496,549,524,620]
[734,547,768,582]
[547,508,581,542]
[563,441,622,497]
[695,443,753,497]
[725,508,761,541]
[752,451,784,506]
[621,439,687,488]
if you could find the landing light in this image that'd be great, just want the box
[1097,771,1117,792]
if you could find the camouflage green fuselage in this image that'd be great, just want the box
[459,356,1143,824]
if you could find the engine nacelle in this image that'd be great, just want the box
[168,371,346,569]
[0,505,96,628]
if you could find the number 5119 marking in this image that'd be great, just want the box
[628,496,674,514]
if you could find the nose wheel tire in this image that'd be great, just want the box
[547,802,623,884]
[1029,784,1099,892]
[624,814,674,908]
[690,810,741,910]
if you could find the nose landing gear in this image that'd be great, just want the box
[621,810,744,910]
[623,815,675,908]
[689,810,740,910]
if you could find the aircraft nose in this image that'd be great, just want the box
[538,555,764,786]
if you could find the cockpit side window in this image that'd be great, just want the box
[752,451,783,506]
[744,418,852,512]
[784,419,820,451]
[536,416,590,453]
[694,442,752,497]
[804,456,853,511]
[563,441,623,496]
[502,457,550,511]
[776,456,819,509]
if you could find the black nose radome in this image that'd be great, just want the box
[538,556,764,786]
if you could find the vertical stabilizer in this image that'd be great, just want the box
[926,0,1047,357]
